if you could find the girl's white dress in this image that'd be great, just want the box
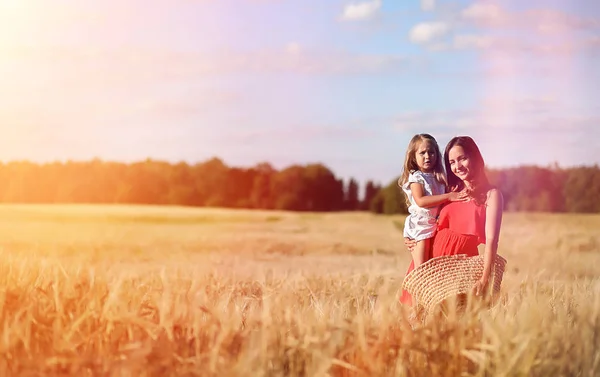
[400,170,446,241]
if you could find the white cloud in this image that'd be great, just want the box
[460,3,600,32]
[394,102,600,168]
[285,42,301,55]
[527,9,600,33]
[452,34,493,50]
[421,0,435,12]
[0,44,410,103]
[586,36,600,49]
[392,96,593,135]
[447,34,583,55]
[340,0,382,21]
[409,22,450,44]
[408,3,600,54]
[461,3,505,24]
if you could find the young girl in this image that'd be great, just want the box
[399,134,465,269]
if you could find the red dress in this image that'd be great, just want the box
[400,199,487,305]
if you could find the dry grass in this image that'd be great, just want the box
[0,204,599,376]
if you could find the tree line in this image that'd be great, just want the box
[0,159,598,213]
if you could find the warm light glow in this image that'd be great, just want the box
[0,0,24,10]
[0,0,36,33]
[0,0,596,171]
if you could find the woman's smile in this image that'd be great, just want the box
[448,145,472,181]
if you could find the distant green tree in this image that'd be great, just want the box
[304,164,344,211]
[344,178,360,210]
[250,162,275,209]
[370,190,384,214]
[166,162,196,205]
[224,167,256,208]
[192,157,228,206]
[0,156,598,214]
[361,180,380,211]
[378,178,408,215]
[488,166,565,212]
[271,165,307,211]
[563,166,600,213]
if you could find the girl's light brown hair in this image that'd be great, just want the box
[399,134,448,205]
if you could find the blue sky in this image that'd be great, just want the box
[0,0,599,184]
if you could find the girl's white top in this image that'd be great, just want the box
[400,170,446,241]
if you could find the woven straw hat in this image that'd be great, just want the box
[402,253,507,316]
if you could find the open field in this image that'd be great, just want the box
[0,204,599,376]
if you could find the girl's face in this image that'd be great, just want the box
[415,140,437,173]
[448,145,475,181]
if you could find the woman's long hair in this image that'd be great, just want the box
[444,136,490,204]
[400,134,447,205]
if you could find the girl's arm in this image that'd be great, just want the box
[409,183,464,208]
[474,188,504,295]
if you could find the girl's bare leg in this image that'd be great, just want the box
[411,238,430,268]
[410,238,431,321]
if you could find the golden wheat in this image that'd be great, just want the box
[0,204,598,376]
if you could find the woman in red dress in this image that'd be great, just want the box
[400,136,504,305]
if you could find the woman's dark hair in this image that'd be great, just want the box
[444,136,490,203]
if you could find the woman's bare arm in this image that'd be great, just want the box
[475,188,504,295]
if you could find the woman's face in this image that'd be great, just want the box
[448,145,474,182]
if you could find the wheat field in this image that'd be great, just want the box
[0,204,598,376]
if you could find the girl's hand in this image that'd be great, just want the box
[404,237,416,252]
[448,190,469,202]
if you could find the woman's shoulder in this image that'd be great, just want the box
[485,185,502,196]
[485,186,503,206]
